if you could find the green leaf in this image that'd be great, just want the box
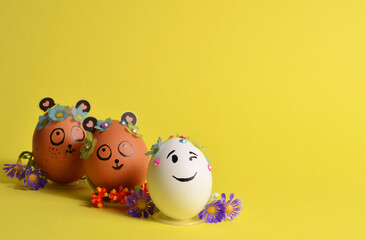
[92,139,97,147]
[86,132,93,142]
[133,185,142,191]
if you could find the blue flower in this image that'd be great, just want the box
[71,106,88,122]
[145,137,162,156]
[48,104,70,121]
[198,200,225,223]
[23,168,47,190]
[95,118,113,132]
[36,115,51,129]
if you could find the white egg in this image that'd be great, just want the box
[147,137,212,220]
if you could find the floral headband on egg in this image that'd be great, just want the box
[36,98,91,129]
[80,112,143,160]
[145,134,205,156]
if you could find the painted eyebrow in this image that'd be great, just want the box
[189,151,198,156]
[167,150,175,159]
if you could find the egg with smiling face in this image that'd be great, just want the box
[82,112,149,191]
[147,137,212,220]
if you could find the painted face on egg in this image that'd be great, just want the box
[147,137,212,220]
[82,113,149,191]
[32,98,90,184]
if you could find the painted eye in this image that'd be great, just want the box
[172,154,178,163]
[118,141,134,157]
[97,144,112,161]
[71,126,85,142]
[189,151,198,161]
[50,128,65,145]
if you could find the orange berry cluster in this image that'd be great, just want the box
[91,183,149,208]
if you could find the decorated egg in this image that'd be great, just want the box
[81,112,149,191]
[147,136,212,220]
[33,98,90,183]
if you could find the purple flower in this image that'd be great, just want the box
[3,164,27,181]
[125,189,155,218]
[221,193,243,221]
[199,200,225,223]
[23,168,47,190]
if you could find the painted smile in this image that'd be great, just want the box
[172,172,197,182]
[112,164,124,170]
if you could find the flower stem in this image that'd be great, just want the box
[85,176,97,194]
[17,151,34,168]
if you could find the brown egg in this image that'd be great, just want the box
[82,114,149,191]
[32,98,90,184]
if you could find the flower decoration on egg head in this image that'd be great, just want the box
[36,115,51,129]
[119,112,143,137]
[80,132,97,160]
[48,104,70,121]
[71,105,88,122]
[125,122,143,138]
[187,136,206,151]
[94,118,113,132]
[145,137,162,156]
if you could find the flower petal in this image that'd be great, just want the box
[221,193,226,203]
[143,210,149,218]
[229,193,235,202]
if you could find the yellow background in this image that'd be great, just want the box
[0,1,365,239]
